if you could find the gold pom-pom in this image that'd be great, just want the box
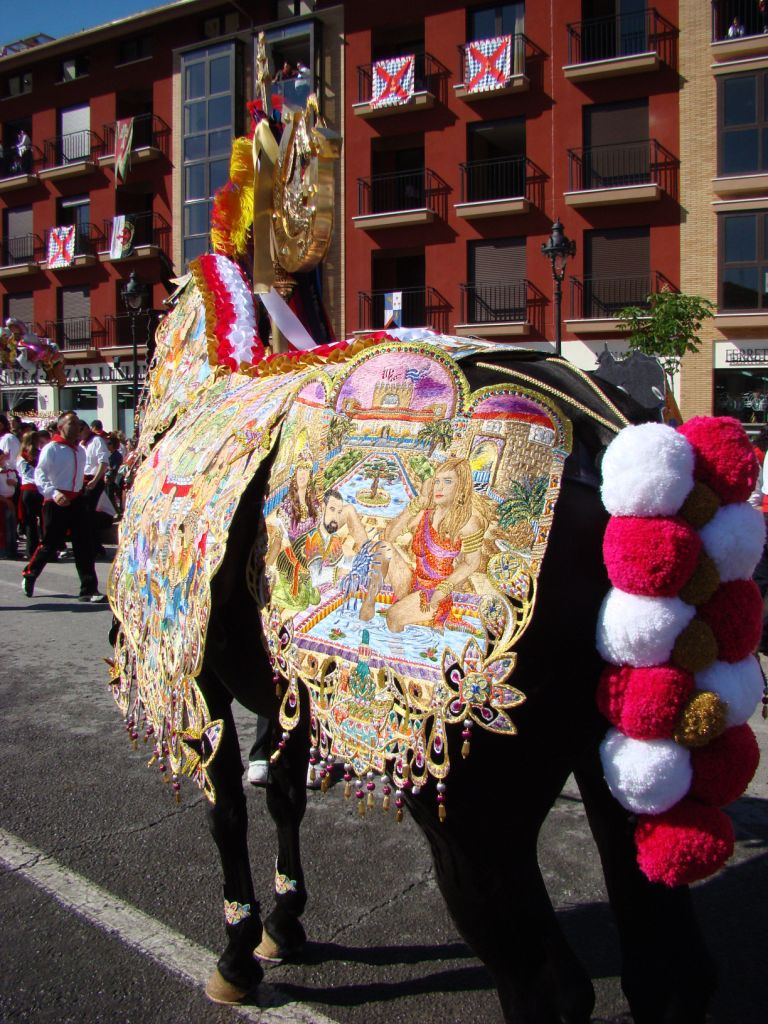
[678,553,721,607]
[679,482,720,530]
[673,690,727,747]
[672,619,718,673]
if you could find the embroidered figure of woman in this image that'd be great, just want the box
[359,456,493,633]
[267,456,322,610]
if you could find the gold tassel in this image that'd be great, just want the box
[461,738,470,758]
[357,799,366,818]
[174,790,181,805]
[367,791,375,810]
[309,766,316,784]
[321,775,330,793]
[382,793,390,812]
[344,781,352,799]
[269,748,283,764]
[395,808,403,823]
[438,804,447,823]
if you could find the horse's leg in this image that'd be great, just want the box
[574,750,716,1024]
[408,755,595,1024]
[198,666,264,1002]
[256,689,311,962]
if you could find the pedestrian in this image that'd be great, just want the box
[0,447,18,558]
[80,419,110,558]
[21,411,106,601]
[17,430,43,560]
[0,413,20,558]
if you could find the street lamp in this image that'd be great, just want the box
[541,219,576,358]
[121,271,148,418]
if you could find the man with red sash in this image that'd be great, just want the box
[21,411,105,602]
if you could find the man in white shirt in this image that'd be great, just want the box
[0,413,20,558]
[22,411,105,601]
[80,419,110,558]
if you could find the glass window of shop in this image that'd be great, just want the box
[719,211,768,309]
[715,367,768,428]
[117,384,136,439]
[181,41,242,268]
[61,386,98,420]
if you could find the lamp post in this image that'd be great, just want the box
[541,219,576,358]
[121,271,148,426]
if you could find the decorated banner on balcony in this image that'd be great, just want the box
[47,225,75,268]
[371,55,415,109]
[110,215,135,259]
[464,35,512,93]
[114,117,134,184]
[384,291,402,329]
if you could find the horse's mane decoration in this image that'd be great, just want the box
[597,417,764,885]
[260,340,572,818]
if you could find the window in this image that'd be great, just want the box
[469,3,525,40]
[468,237,526,322]
[3,205,33,264]
[4,71,32,97]
[58,285,91,347]
[583,99,649,188]
[117,36,153,65]
[583,226,649,317]
[581,0,648,62]
[3,292,33,327]
[58,55,89,82]
[719,72,768,176]
[181,42,241,267]
[263,21,318,111]
[467,118,525,201]
[719,212,768,309]
[58,104,91,163]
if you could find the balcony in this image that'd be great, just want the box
[39,131,103,180]
[354,52,449,119]
[711,1,768,59]
[455,156,545,218]
[100,114,171,167]
[454,34,533,100]
[564,8,677,81]
[566,274,663,333]
[99,212,171,262]
[43,223,105,269]
[357,286,450,334]
[565,139,678,207]
[44,317,106,353]
[0,146,43,193]
[353,170,448,230]
[103,312,152,350]
[0,234,44,278]
[454,280,544,338]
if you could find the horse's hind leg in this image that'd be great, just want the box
[256,690,311,963]
[574,750,716,1024]
[199,668,264,1002]
[409,786,595,1024]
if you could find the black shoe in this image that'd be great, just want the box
[78,592,107,603]
[22,574,35,598]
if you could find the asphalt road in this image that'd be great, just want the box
[0,552,766,1024]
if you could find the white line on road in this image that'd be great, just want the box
[0,827,342,1024]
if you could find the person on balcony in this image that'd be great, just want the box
[760,1,768,34]
[14,129,31,174]
[728,16,746,37]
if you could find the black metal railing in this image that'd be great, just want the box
[566,8,677,68]
[357,51,449,105]
[459,155,530,203]
[0,143,42,179]
[567,139,678,197]
[44,222,104,261]
[357,169,449,218]
[712,1,768,40]
[102,114,171,160]
[457,33,529,86]
[358,286,450,334]
[42,130,103,168]
[569,274,669,320]
[0,233,43,266]
[44,317,106,351]
[104,312,153,347]
[102,211,171,258]
[460,280,529,324]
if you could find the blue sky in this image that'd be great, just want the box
[2,1,169,45]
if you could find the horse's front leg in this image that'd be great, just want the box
[256,689,311,963]
[199,669,264,1003]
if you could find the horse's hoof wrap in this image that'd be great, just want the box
[205,968,250,1004]
[254,930,286,964]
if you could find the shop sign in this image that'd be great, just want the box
[0,362,147,388]
[724,347,768,365]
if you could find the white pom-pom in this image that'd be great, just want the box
[601,423,695,516]
[699,503,766,581]
[600,729,692,814]
[695,656,764,727]
[597,589,696,667]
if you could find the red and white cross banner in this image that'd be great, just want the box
[465,35,512,93]
[47,226,76,268]
[371,54,415,109]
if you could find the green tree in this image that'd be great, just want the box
[498,476,548,530]
[417,420,453,456]
[617,289,714,392]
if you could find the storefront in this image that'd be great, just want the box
[714,342,768,436]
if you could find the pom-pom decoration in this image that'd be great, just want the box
[597,416,761,886]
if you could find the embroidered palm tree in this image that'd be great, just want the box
[359,456,398,500]
[417,420,453,456]
[498,476,548,530]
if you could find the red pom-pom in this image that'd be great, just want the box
[689,724,760,806]
[635,799,734,886]
[597,664,694,738]
[678,416,758,504]
[603,516,702,596]
[698,579,762,662]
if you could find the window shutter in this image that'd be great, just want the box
[6,292,34,327]
[6,206,33,238]
[471,238,526,283]
[61,285,90,321]
[584,100,648,148]
[586,227,649,278]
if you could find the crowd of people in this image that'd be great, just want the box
[0,411,136,601]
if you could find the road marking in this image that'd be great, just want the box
[0,828,342,1024]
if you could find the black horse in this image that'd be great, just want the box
[172,350,716,1024]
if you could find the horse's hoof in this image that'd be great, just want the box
[205,968,251,1004]
[254,929,300,964]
